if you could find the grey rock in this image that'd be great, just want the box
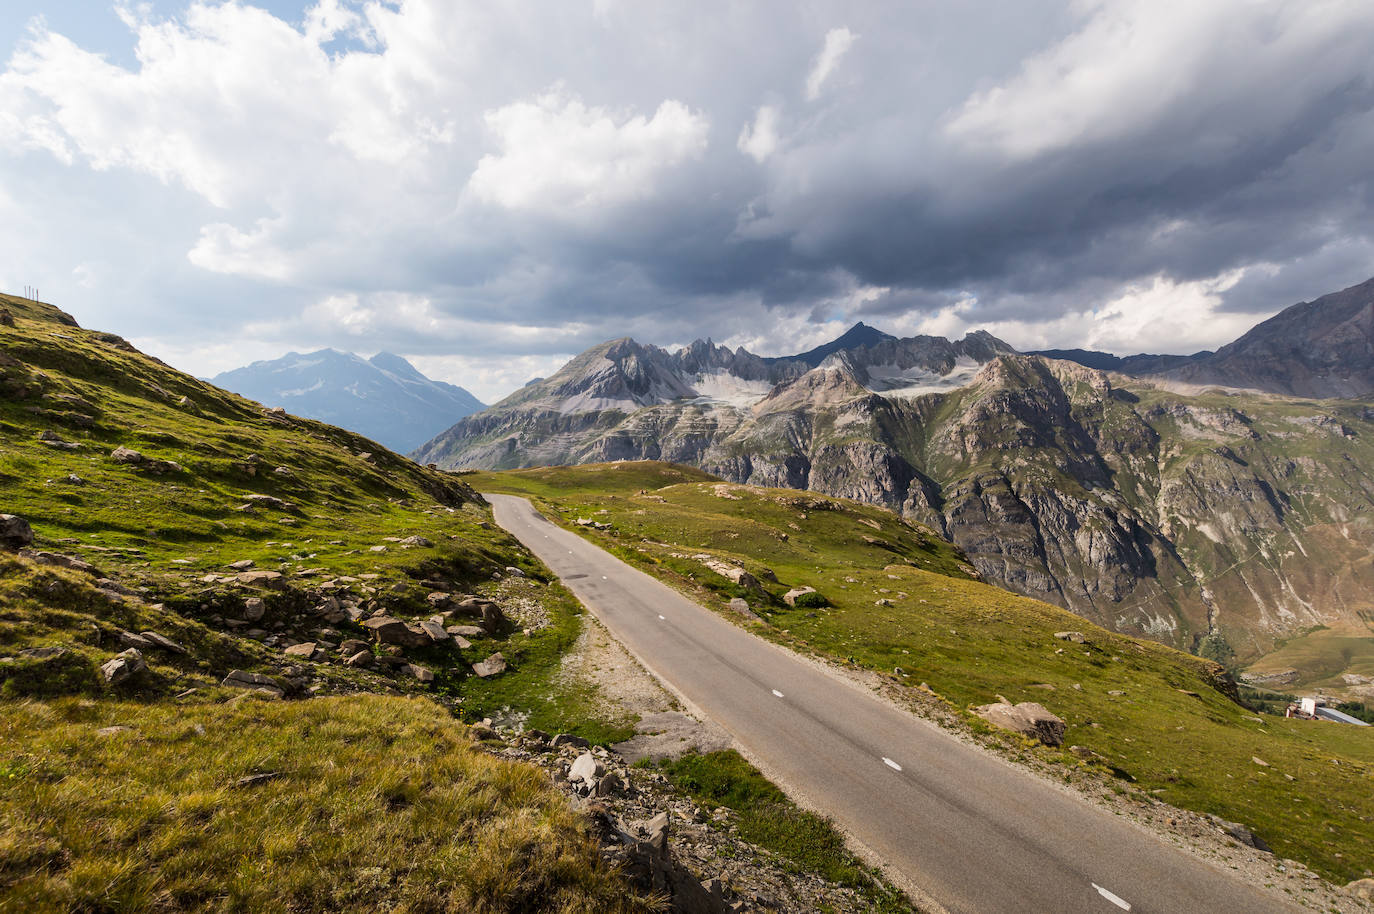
[552,733,590,750]
[222,669,286,697]
[418,619,449,643]
[568,752,605,783]
[343,650,373,668]
[974,700,1067,747]
[404,663,435,683]
[471,652,507,678]
[0,515,33,550]
[101,648,147,685]
[726,597,761,621]
[139,631,187,655]
[361,616,430,648]
[782,586,816,607]
[243,597,266,621]
[283,642,317,659]
[117,631,153,651]
[236,570,284,588]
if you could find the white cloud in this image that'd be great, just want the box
[907,269,1273,355]
[467,89,709,212]
[805,27,856,101]
[737,104,781,162]
[946,0,1374,160]
[188,217,293,280]
[407,352,574,404]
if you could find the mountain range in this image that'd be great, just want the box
[416,277,1374,660]
[213,349,483,454]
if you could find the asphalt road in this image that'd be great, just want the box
[488,494,1300,914]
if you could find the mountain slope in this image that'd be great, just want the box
[418,313,1374,661]
[1033,275,1374,398]
[213,348,484,454]
[0,292,657,912]
[471,463,1374,887]
[1161,275,1374,397]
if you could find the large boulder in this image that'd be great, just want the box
[782,586,817,607]
[974,700,1067,746]
[0,515,33,550]
[101,649,147,686]
[361,615,430,649]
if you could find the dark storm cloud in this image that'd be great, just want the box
[2,0,1373,397]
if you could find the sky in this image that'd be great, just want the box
[2,1,1373,403]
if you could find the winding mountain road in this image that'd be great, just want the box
[488,493,1300,914]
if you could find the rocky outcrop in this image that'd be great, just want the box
[417,294,1374,658]
[974,700,1066,746]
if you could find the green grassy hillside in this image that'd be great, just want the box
[471,462,1374,885]
[0,294,650,911]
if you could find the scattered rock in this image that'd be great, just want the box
[361,616,430,648]
[569,752,606,784]
[236,570,284,588]
[974,700,1067,747]
[100,648,147,685]
[418,619,450,643]
[234,772,283,788]
[726,597,761,621]
[117,631,153,650]
[37,430,80,449]
[1213,817,1273,853]
[19,549,101,577]
[242,493,296,511]
[243,597,266,621]
[283,642,318,659]
[1053,631,1087,643]
[343,650,373,668]
[110,445,144,464]
[96,726,132,737]
[228,559,255,570]
[782,586,816,607]
[0,515,34,550]
[552,733,590,750]
[139,631,187,655]
[472,652,507,678]
[221,669,286,697]
[404,663,434,683]
[400,535,433,547]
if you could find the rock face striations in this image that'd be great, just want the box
[419,280,1374,658]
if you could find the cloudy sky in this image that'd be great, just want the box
[3,0,1373,402]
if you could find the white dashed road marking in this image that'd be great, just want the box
[772,689,784,698]
[882,757,902,772]
[1092,884,1131,911]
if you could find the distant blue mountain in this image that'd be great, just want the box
[213,349,484,454]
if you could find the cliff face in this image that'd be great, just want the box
[417,298,1374,657]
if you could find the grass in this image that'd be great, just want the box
[452,577,637,745]
[658,750,912,913]
[471,462,1374,884]
[0,295,658,908]
[1243,625,1374,694]
[0,694,654,913]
